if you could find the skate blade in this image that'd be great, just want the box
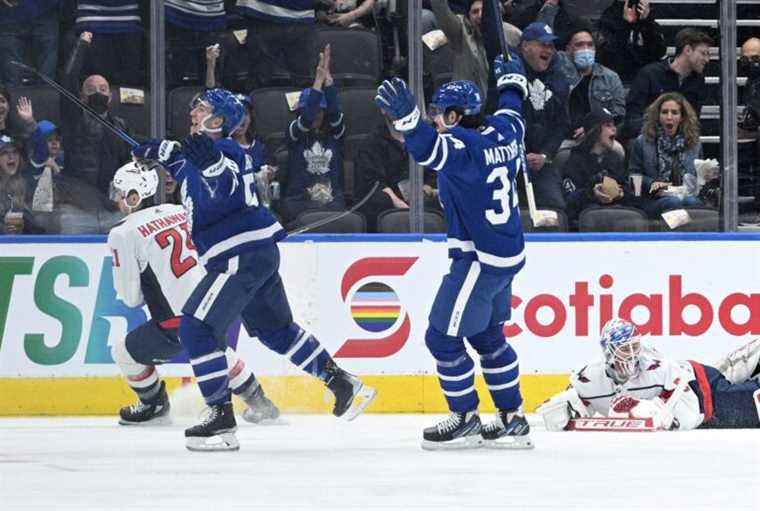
[483,435,535,450]
[118,415,172,427]
[185,432,240,452]
[421,435,484,451]
[241,415,289,426]
[341,384,377,422]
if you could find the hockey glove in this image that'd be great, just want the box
[493,52,528,100]
[374,77,420,132]
[132,139,181,165]
[182,133,224,174]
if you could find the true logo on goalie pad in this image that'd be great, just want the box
[567,417,657,432]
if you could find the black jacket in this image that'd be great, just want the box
[61,38,132,195]
[523,56,571,158]
[596,1,667,84]
[561,144,628,221]
[623,59,706,140]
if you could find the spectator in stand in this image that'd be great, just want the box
[553,20,624,169]
[73,0,145,86]
[738,37,760,216]
[281,46,346,224]
[317,0,376,28]
[237,0,318,89]
[596,0,666,84]
[628,92,703,218]
[166,0,227,87]
[0,90,38,140]
[430,0,521,108]
[354,113,441,232]
[26,120,64,214]
[623,28,712,141]
[519,22,570,209]
[62,32,132,196]
[511,0,575,45]
[562,107,628,224]
[0,0,60,87]
[0,135,44,234]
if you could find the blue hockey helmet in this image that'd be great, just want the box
[599,318,642,382]
[429,80,482,118]
[298,88,327,110]
[191,88,245,137]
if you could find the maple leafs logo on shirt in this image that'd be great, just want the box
[528,78,553,111]
[304,141,333,176]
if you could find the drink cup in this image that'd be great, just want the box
[4,212,24,234]
[630,174,643,197]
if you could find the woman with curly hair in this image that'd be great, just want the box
[628,92,704,218]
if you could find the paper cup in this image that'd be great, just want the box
[630,174,643,197]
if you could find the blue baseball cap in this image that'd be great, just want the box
[0,134,20,153]
[521,22,559,44]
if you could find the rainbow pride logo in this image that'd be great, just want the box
[349,282,402,333]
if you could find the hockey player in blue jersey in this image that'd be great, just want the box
[375,54,534,450]
[132,86,376,451]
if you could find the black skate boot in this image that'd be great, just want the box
[119,381,171,426]
[422,411,483,450]
[185,401,239,452]
[481,408,534,449]
[241,384,281,424]
[325,360,377,421]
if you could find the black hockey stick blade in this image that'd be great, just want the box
[9,60,140,148]
[287,181,379,235]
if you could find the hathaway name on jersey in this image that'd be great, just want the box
[135,211,189,238]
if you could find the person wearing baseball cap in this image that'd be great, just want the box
[561,106,629,224]
[518,21,571,211]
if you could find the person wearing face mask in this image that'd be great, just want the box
[627,92,704,219]
[623,28,712,142]
[60,31,132,202]
[738,38,760,220]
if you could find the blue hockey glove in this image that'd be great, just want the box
[494,52,528,100]
[132,138,181,165]
[374,77,420,132]
[182,133,223,173]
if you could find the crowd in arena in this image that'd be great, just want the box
[0,0,759,235]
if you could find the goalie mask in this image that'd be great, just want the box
[600,318,642,383]
[109,161,159,212]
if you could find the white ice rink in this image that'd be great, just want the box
[1,414,758,511]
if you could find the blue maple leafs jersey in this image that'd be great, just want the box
[403,89,527,275]
[166,137,285,268]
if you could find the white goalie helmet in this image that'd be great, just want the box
[109,161,159,211]
[600,318,642,383]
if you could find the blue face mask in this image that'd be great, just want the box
[574,48,595,69]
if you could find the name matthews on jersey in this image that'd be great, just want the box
[136,211,189,238]
[483,139,520,166]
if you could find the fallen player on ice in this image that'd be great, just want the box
[537,318,760,432]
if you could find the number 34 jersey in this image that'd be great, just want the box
[404,108,527,276]
[107,204,203,319]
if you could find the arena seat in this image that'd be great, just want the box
[288,210,366,234]
[316,28,382,86]
[250,86,301,143]
[339,87,385,138]
[656,206,720,232]
[377,209,447,233]
[110,86,150,139]
[578,206,651,233]
[520,208,568,233]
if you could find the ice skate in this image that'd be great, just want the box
[421,411,483,450]
[118,381,171,426]
[185,402,239,452]
[241,385,281,424]
[325,361,377,421]
[481,408,534,450]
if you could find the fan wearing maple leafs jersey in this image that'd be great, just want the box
[538,318,760,431]
[107,162,278,426]
[281,44,346,223]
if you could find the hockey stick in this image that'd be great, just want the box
[484,0,559,228]
[9,60,139,148]
[287,181,380,235]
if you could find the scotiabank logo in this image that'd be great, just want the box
[334,257,418,358]
[505,273,760,338]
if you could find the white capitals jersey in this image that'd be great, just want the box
[570,346,704,429]
[107,204,203,320]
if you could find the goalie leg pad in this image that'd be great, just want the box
[537,387,590,432]
[714,338,760,384]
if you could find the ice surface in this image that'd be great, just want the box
[0,414,757,511]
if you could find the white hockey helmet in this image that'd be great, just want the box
[600,318,642,383]
[109,161,159,211]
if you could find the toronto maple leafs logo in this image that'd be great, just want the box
[528,78,553,111]
[304,141,333,175]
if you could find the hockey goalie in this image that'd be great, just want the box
[537,319,760,431]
